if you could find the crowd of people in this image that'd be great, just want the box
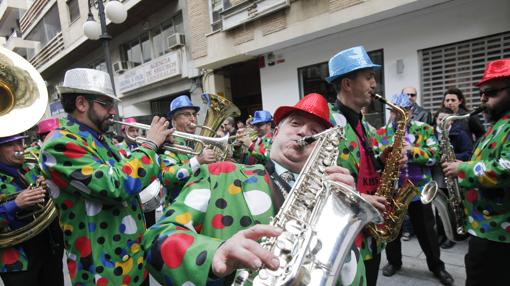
[0,46,508,286]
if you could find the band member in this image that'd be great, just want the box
[117,117,140,152]
[37,118,61,144]
[160,95,216,206]
[142,93,367,286]
[325,45,388,286]
[442,59,510,286]
[378,93,454,285]
[234,110,273,165]
[0,134,64,286]
[40,68,172,286]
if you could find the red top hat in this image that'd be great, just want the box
[274,93,332,128]
[476,59,510,86]
[122,117,137,131]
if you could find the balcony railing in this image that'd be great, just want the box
[19,0,48,33]
[30,31,63,68]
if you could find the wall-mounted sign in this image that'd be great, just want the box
[49,101,65,117]
[222,0,290,31]
[117,51,181,94]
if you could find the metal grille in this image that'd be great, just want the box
[420,32,510,116]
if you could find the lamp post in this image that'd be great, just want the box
[83,0,127,131]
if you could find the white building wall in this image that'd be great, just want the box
[259,0,510,114]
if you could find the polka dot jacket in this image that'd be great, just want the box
[142,161,367,286]
[0,157,41,272]
[159,137,195,207]
[40,117,161,286]
[328,104,385,261]
[232,132,273,165]
[457,112,510,242]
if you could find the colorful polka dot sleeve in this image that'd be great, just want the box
[233,132,272,165]
[0,160,40,272]
[457,112,510,242]
[159,149,194,207]
[40,118,162,285]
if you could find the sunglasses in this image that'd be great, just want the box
[406,93,417,97]
[86,96,115,110]
[479,86,509,98]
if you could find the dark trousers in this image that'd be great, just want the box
[0,222,64,286]
[364,253,381,286]
[385,200,445,273]
[465,236,510,286]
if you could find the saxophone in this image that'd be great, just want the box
[430,107,485,242]
[233,126,382,286]
[366,94,420,242]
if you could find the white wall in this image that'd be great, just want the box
[259,0,510,114]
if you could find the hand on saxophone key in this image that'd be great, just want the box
[15,187,46,208]
[146,116,174,148]
[361,194,387,213]
[442,160,462,177]
[324,166,355,188]
[212,224,282,278]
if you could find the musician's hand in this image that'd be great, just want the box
[15,187,46,208]
[361,194,387,213]
[212,224,282,278]
[236,129,253,147]
[147,116,173,147]
[442,160,462,177]
[197,148,216,164]
[324,166,355,188]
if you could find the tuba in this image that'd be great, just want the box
[233,126,382,286]
[426,107,485,242]
[0,47,55,247]
[195,93,241,160]
[366,94,421,242]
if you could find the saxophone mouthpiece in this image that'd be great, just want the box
[296,136,317,147]
[472,105,486,115]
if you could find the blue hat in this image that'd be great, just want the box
[167,95,200,118]
[0,134,27,145]
[391,93,413,109]
[251,110,273,125]
[326,46,381,83]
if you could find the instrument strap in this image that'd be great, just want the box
[264,160,292,212]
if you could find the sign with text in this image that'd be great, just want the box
[117,51,181,94]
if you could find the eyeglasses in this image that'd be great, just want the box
[87,97,115,110]
[176,111,198,118]
[406,93,417,97]
[479,86,510,98]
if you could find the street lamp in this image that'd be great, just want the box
[83,0,127,92]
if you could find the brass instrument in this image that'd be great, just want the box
[0,47,56,248]
[229,126,258,146]
[0,47,48,137]
[366,94,421,242]
[109,119,230,157]
[427,107,485,242]
[233,126,382,286]
[195,93,241,160]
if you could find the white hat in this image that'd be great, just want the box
[57,68,118,101]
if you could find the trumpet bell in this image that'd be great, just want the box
[0,47,48,137]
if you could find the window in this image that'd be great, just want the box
[120,12,184,65]
[209,0,223,32]
[298,49,385,128]
[420,32,510,122]
[67,0,80,23]
[25,5,62,53]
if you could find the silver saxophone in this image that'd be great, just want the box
[233,126,382,286]
[431,106,485,242]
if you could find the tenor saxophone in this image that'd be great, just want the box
[430,107,485,242]
[366,94,420,242]
[233,126,382,286]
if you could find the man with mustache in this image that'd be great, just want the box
[442,58,510,286]
[40,68,173,286]
[142,93,370,285]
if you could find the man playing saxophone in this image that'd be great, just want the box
[160,95,216,206]
[325,46,392,286]
[377,93,454,285]
[142,93,370,286]
[0,134,64,285]
[442,58,510,286]
[40,68,173,286]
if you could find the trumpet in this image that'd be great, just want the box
[110,119,229,156]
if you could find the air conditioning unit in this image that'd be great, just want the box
[113,61,133,74]
[167,33,185,50]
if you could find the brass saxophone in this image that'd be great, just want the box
[366,94,420,242]
[233,126,382,286]
[430,107,485,242]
